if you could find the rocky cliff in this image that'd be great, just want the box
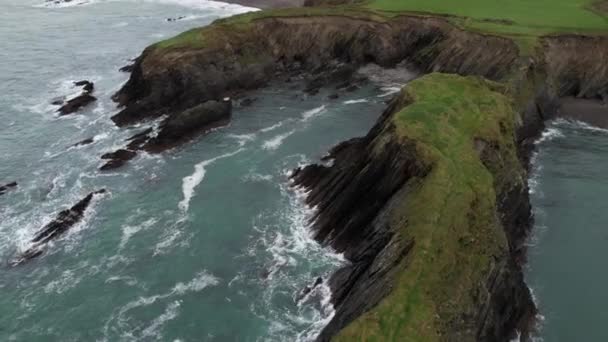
[114,7,608,341]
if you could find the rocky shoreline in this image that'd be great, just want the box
[110,6,608,339]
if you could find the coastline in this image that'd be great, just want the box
[220,0,304,9]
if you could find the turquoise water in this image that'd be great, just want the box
[527,119,608,342]
[0,1,393,340]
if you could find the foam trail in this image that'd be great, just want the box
[301,105,327,122]
[260,120,288,133]
[535,127,564,144]
[179,148,243,212]
[377,86,402,98]
[262,130,296,151]
[343,99,368,105]
[227,133,256,147]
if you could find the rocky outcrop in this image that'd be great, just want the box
[100,99,231,171]
[57,80,97,115]
[0,182,17,196]
[10,189,106,266]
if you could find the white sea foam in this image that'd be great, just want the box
[262,130,296,151]
[227,133,256,147]
[244,173,273,182]
[377,86,402,98]
[103,270,218,340]
[535,127,564,144]
[120,217,158,249]
[343,99,368,105]
[301,105,327,122]
[172,271,220,294]
[43,269,80,294]
[140,301,181,339]
[179,148,244,212]
[242,175,344,341]
[555,117,608,134]
[260,120,288,133]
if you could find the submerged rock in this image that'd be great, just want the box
[10,189,106,266]
[166,16,186,22]
[0,182,18,196]
[71,137,94,147]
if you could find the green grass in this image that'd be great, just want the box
[368,0,608,36]
[334,73,524,341]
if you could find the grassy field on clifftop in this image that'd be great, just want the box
[369,0,608,35]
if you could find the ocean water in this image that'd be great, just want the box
[527,119,608,341]
[0,1,396,340]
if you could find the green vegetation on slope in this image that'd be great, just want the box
[334,73,524,341]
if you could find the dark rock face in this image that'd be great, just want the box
[58,94,96,115]
[0,182,18,196]
[292,100,432,340]
[10,189,106,266]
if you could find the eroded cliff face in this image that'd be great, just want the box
[113,15,518,126]
[543,35,608,100]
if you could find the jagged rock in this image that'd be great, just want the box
[57,93,97,115]
[143,99,232,152]
[328,93,339,100]
[125,128,153,150]
[74,80,94,93]
[99,149,137,171]
[0,182,17,196]
[10,189,106,266]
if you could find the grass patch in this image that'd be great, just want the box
[334,74,523,341]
